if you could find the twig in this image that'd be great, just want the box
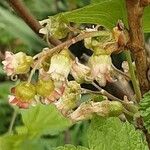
[28,56,45,83]
[91,82,123,102]
[125,50,142,102]
[8,110,18,134]
[35,31,111,59]
[111,63,130,81]
[8,0,41,35]
[125,0,150,95]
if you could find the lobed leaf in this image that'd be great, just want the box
[140,91,150,132]
[21,104,71,137]
[64,0,127,29]
[63,0,150,32]
[0,134,47,150]
[87,117,148,150]
[55,144,89,150]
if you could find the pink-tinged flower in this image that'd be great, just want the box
[9,82,36,109]
[71,57,90,83]
[88,54,114,86]
[9,95,30,109]
[43,82,65,104]
[2,51,33,76]
[55,81,81,115]
[47,49,71,82]
[37,69,66,104]
[36,79,64,104]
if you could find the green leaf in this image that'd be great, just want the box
[64,0,127,29]
[0,134,26,150]
[21,104,71,136]
[55,144,89,150]
[140,91,150,132]
[0,134,47,150]
[87,117,148,150]
[143,6,150,33]
[64,0,150,32]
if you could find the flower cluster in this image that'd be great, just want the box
[3,48,115,110]
[2,22,131,122]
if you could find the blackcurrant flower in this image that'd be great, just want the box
[47,49,71,82]
[2,51,33,76]
[9,82,36,109]
[88,54,114,86]
[55,81,81,115]
[38,69,66,104]
[36,79,54,97]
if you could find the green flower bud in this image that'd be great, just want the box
[109,101,124,117]
[84,28,112,54]
[39,14,69,39]
[36,79,54,97]
[15,82,36,102]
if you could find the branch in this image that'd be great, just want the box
[125,0,150,95]
[125,50,142,102]
[8,110,18,134]
[125,0,150,147]
[34,31,113,59]
[7,0,61,46]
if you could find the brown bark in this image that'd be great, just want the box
[7,0,61,46]
[125,0,150,95]
[125,0,150,148]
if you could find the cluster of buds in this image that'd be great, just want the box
[8,79,65,109]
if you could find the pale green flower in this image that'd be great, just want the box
[48,50,71,82]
